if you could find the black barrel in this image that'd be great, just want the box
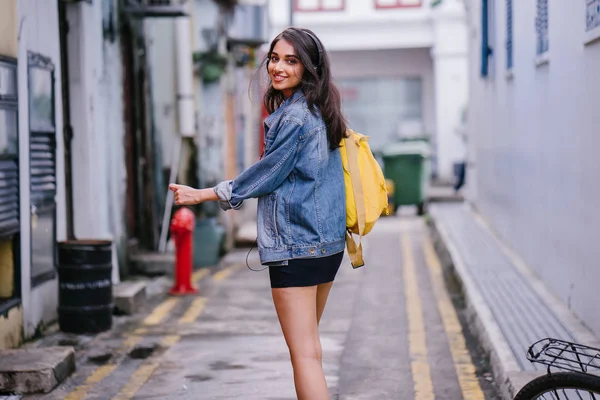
[57,240,113,333]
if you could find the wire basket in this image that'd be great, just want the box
[527,338,600,376]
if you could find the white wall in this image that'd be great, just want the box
[330,48,436,144]
[146,20,177,170]
[269,0,435,50]
[17,0,65,335]
[16,0,128,336]
[67,1,126,276]
[99,12,128,273]
[431,2,469,180]
[467,0,600,336]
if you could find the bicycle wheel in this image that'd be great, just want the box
[514,372,600,400]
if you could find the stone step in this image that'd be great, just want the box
[0,346,75,394]
[113,281,147,315]
[129,251,175,276]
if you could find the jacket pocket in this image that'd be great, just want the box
[265,192,279,239]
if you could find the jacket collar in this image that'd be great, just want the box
[265,89,305,128]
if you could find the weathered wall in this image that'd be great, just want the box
[0,0,17,57]
[0,306,22,350]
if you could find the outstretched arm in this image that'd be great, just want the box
[168,184,219,206]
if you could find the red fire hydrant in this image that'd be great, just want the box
[169,207,198,295]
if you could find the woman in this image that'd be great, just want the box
[169,27,346,400]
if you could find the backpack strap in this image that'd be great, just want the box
[344,133,365,268]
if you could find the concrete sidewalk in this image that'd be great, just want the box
[429,203,600,399]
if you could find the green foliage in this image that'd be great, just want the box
[192,51,228,84]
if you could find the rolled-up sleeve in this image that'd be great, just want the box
[213,119,303,211]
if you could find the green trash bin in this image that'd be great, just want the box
[193,217,226,269]
[381,141,430,215]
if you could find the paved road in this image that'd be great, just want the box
[28,214,499,400]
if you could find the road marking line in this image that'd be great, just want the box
[64,364,118,400]
[122,333,144,348]
[143,297,179,325]
[213,264,240,281]
[192,268,209,283]
[178,297,207,324]
[423,235,485,400]
[111,363,159,400]
[402,234,435,400]
[160,334,181,347]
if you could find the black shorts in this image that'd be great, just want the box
[269,251,344,289]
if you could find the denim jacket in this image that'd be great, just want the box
[214,90,346,265]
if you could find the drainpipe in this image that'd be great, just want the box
[58,1,76,240]
[158,1,196,252]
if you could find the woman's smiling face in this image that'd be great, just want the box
[268,39,305,98]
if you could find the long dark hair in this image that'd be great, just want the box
[263,27,347,150]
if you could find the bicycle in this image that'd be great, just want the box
[514,338,600,399]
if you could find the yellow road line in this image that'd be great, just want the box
[133,327,147,335]
[143,297,179,325]
[423,235,485,400]
[178,297,207,324]
[213,263,242,281]
[111,363,159,400]
[402,234,435,400]
[64,364,118,400]
[192,268,209,283]
[110,334,181,400]
[122,333,144,348]
[66,266,217,399]
[160,334,181,347]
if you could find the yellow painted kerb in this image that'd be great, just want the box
[423,235,485,400]
[402,235,435,400]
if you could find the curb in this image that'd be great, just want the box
[426,215,527,400]
[427,208,600,399]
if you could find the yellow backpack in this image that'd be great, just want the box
[340,129,389,268]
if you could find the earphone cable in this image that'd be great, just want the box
[246,239,268,271]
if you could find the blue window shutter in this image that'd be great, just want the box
[506,0,512,69]
[481,0,490,77]
[586,0,600,31]
[535,0,548,55]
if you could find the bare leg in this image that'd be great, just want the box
[316,281,334,325]
[272,286,330,400]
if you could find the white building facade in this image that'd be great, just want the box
[269,0,469,181]
[0,0,131,346]
[465,0,600,336]
[0,0,165,348]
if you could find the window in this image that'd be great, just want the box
[480,0,494,77]
[0,57,19,239]
[339,77,423,151]
[506,0,513,69]
[294,0,345,12]
[587,0,600,32]
[535,0,548,55]
[0,57,20,308]
[28,52,57,286]
[374,0,422,8]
